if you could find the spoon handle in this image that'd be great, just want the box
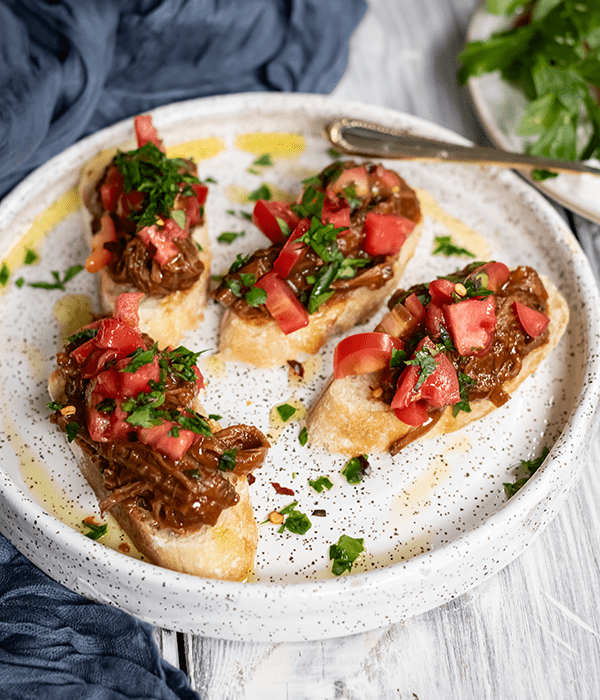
[327,118,600,177]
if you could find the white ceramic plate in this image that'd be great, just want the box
[466,7,600,225]
[1,93,599,642]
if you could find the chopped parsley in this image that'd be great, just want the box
[452,372,477,417]
[245,286,267,307]
[27,264,84,291]
[329,534,365,576]
[503,446,550,499]
[276,403,297,422]
[327,148,342,159]
[405,344,441,390]
[47,401,64,412]
[113,142,199,228]
[251,153,273,168]
[298,426,308,446]
[163,345,206,383]
[15,277,25,288]
[218,230,245,244]
[83,520,108,541]
[248,183,272,201]
[432,235,475,258]
[277,501,312,535]
[218,448,238,472]
[308,475,333,493]
[67,327,98,346]
[228,253,251,274]
[342,455,370,484]
[0,263,9,286]
[119,343,158,373]
[66,422,81,443]
[96,398,116,413]
[24,249,39,265]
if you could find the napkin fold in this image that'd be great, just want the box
[0,0,367,199]
[0,533,199,700]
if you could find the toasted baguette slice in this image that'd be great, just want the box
[306,273,569,456]
[48,367,259,582]
[79,143,212,349]
[218,217,423,367]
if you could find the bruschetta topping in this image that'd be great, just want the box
[86,116,208,298]
[213,161,422,334]
[331,263,550,439]
[49,294,269,532]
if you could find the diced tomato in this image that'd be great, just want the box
[117,355,160,397]
[137,421,197,462]
[252,200,300,244]
[85,213,117,273]
[333,332,405,379]
[326,165,370,199]
[361,212,415,257]
[87,369,132,442]
[119,190,145,218]
[418,353,460,407]
[255,271,309,335]
[322,199,351,229]
[70,336,100,367]
[134,115,164,151]
[429,278,456,305]
[373,164,401,192]
[376,302,421,340]
[444,296,497,356]
[95,317,144,354]
[468,262,510,293]
[114,293,144,328]
[394,401,428,427]
[100,165,124,212]
[192,364,205,391]
[425,302,446,340]
[191,183,208,205]
[272,218,310,278]
[513,301,549,338]
[404,293,426,325]
[391,339,459,416]
[137,224,179,267]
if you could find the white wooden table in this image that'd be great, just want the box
[155,1,600,697]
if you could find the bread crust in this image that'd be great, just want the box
[217,217,423,367]
[306,274,569,456]
[48,370,257,581]
[79,147,212,349]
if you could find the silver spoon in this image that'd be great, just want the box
[327,118,600,177]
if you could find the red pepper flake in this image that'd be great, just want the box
[287,359,305,378]
[271,482,294,496]
[118,543,131,554]
[247,473,256,485]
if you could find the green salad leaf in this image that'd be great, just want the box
[458,1,600,174]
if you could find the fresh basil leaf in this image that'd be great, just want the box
[245,286,267,307]
[342,455,370,484]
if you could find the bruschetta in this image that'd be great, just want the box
[306,262,569,456]
[79,115,211,348]
[212,161,423,367]
[48,293,269,581]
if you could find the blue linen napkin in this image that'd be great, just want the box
[0,0,367,200]
[0,0,366,695]
[0,533,199,700]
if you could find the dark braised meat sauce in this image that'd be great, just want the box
[377,265,549,411]
[213,161,422,320]
[91,156,204,298]
[51,337,269,533]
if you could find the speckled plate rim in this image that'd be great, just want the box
[465,5,600,226]
[1,92,600,641]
